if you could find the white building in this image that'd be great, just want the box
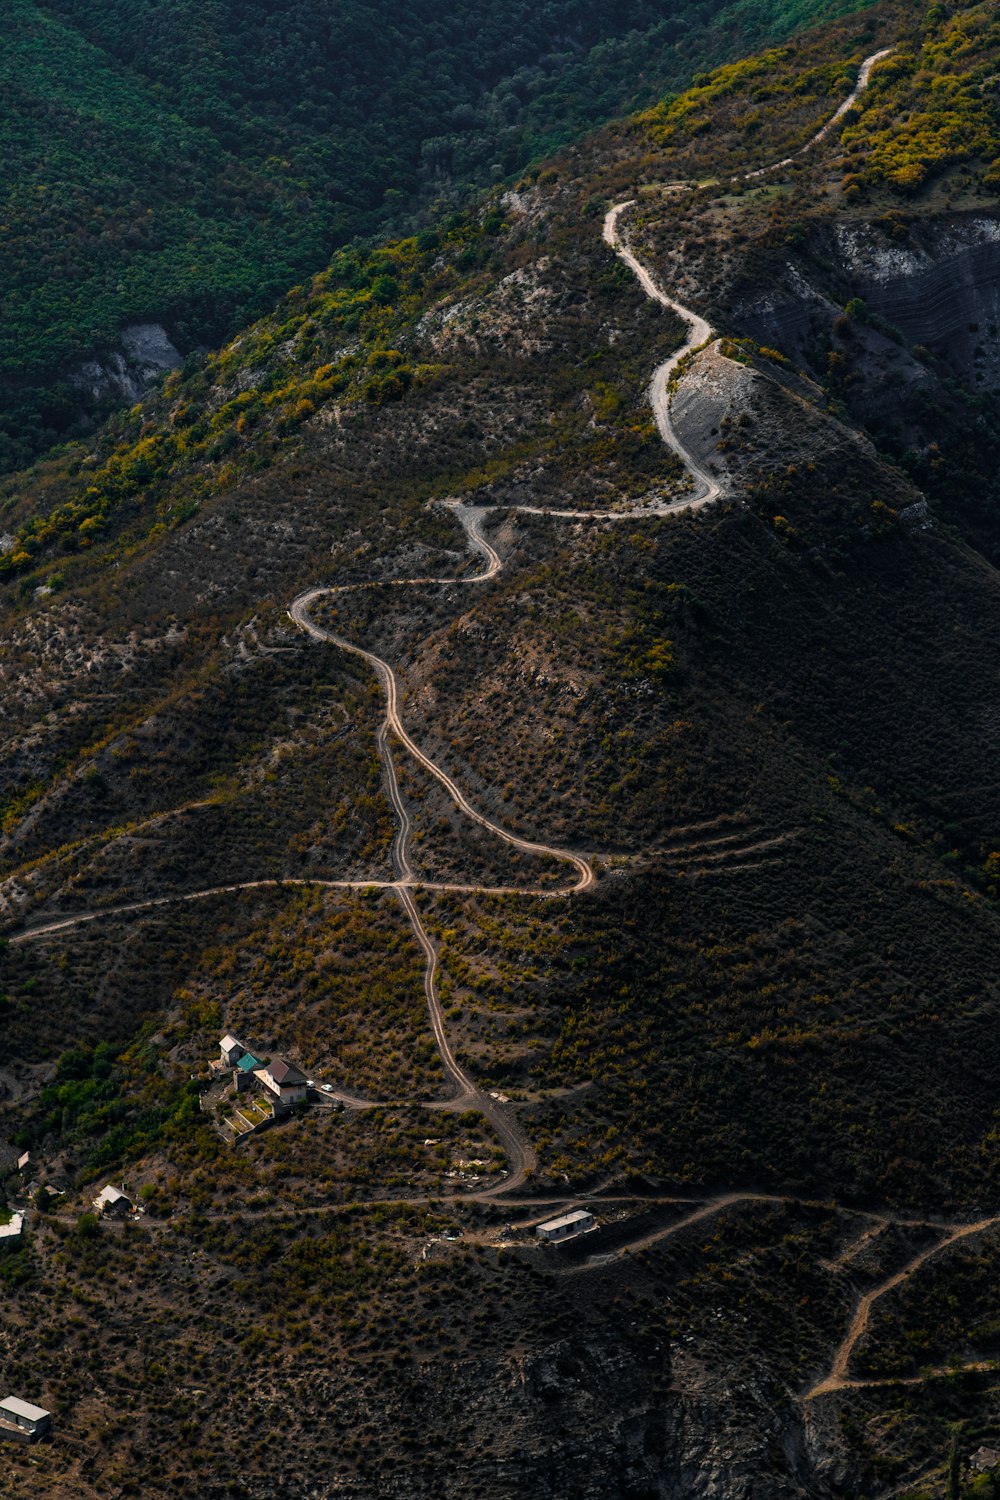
[254,1058,308,1110]
[536,1209,595,1244]
[92,1185,133,1218]
[220,1034,245,1067]
[0,1395,51,1440]
[0,1212,24,1249]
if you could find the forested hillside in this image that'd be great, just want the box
[4,0,863,472]
[6,0,1000,1495]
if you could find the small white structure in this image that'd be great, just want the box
[0,1395,51,1441]
[16,1152,31,1173]
[0,1212,23,1248]
[220,1034,245,1067]
[254,1058,308,1111]
[0,1212,24,1249]
[536,1209,595,1244]
[92,1185,133,1218]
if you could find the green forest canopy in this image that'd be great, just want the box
[2,0,869,471]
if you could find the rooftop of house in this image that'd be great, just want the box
[0,1213,24,1241]
[236,1052,261,1073]
[0,1396,50,1423]
[94,1185,129,1207]
[265,1058,307,1087]
[538,1209,594,1233]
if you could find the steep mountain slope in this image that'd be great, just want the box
[4,0,1000,1495]
[0,0,860,475]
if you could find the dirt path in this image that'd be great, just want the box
[287,508,593,897]
[597,46,895,519]
[286,500,564,1187]
[603,200,721,515]
[5,48,894,1212]
[7,872,578,945]
[553,1190,786,1274]
[744,46,894,179]
[804,1213,1000,1399]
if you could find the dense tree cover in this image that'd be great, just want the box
[0,209,501,578]
[841,1,1000,193]
[1,0,869,472]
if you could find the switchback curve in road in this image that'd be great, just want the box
[288,502,592,897]
[598,45,894,517]
[603,201,721,516]
[804,1211,1000,1400]
[5,47,893,1202]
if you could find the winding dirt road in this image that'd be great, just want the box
[804,1212,1000,1400]
[286,496,597,1185]
[745,46,895,179]
[12,38,978,1423]
[6,46,902,1228]
[603,201,721,514]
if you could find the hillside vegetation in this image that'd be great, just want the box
[0,0,866,475]
[5,0,1000,1495]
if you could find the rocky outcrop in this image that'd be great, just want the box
[836,216,1000,389]
[669,341,892,495]
[68,322,183,405]
[239,1333,826,1500]
[732,213,1000,393]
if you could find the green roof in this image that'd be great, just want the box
[236,1053,261,1073]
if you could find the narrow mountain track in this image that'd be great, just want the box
[12,40,991,1438]
[6,49,895,1224]
[744,45,895,179]
[286,499,558,1180]
[278,27,890,1176]
[804,1213,1000,1400]
[6,873,575,945]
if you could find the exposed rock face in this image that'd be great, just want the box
[668,344,760,489]
[732,213,1000,393]
[69,322,183,404]
[239,1337,823,1500]
[668,342,888,497]
[836,216,1000,389]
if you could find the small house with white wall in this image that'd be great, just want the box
[536,1209,595,1244]
[92,1185,133,1218]
[0,1396,51,1441]
[220,1034,245,1067]
[254,1058,308,1112]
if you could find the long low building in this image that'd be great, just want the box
[536,1209,596,1243]
[0,1395,51,1441]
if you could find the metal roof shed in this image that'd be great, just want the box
[0,1395,51,1438]
[536,1209,596,1242]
